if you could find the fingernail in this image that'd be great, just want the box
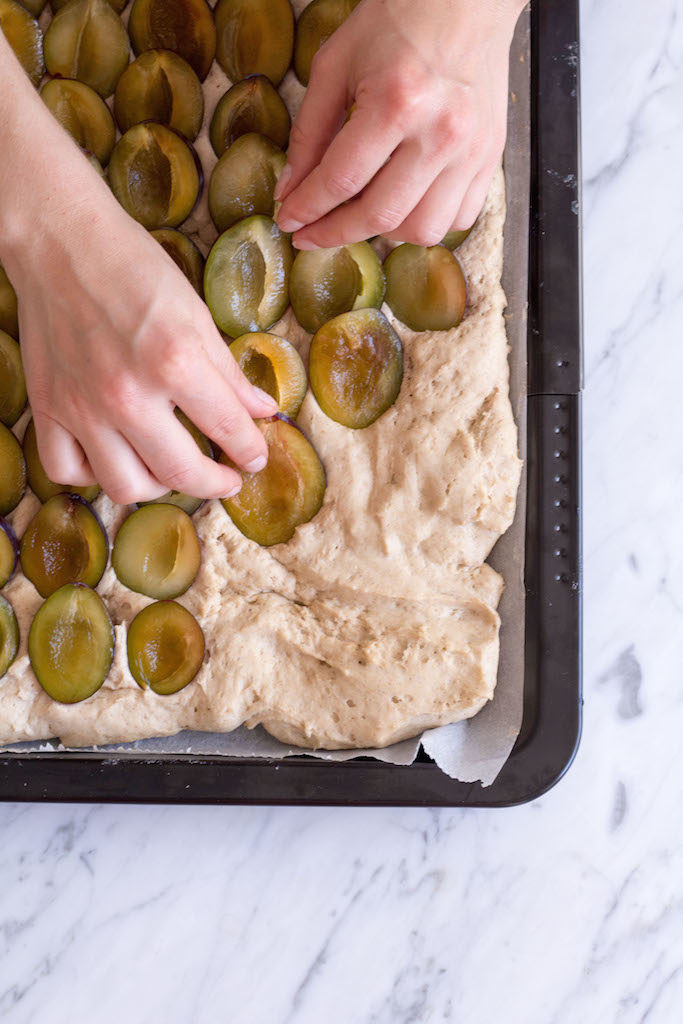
[273,164,292,201]
[294,237,320,251]
[277,216,305,233]
[252,386,278,410]
[245,455,267,473]
[223,483,242,499]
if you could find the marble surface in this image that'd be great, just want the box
[2,0,682,1019]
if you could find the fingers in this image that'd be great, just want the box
[273,44,349,205]
[170,364,269,473]
[204,338,279,419]
[383,165,468,247]
[449,162,495,232]
[77,425,169,505]
[291,138,442,249]
[33,413,97,487]
[123,405,243,499]
[277,106,403,235]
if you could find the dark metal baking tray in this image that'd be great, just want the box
[0,0,582,806]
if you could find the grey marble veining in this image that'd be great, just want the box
[2,0,683,1020]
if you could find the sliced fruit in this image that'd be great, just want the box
[441,224,474,250]
[51,0,129,13]
[23,418,101,504]
[0,330,27,427]
[229,332,306,418]
[215,0,293,86]
[289,242,385,335]
[0,0,44,87]
[0,263,18,340]
[0,422,26,516]
[294,0,359,86]
[0,595,19,680]
[44,0,130,99]
[208,133,285,234]
[209,75,290,157]
[139,409,211,515]
[108,122,201,230]
[128,0,216,81]
[41,78,116,166]
[0,519,18,588]
[20,493,108,599]
[205,215,293,337]
[127,599,204,694]
[151,228,204,296]
[221,415,325,546]
[29,583,114,702]
[114,49,204,141]
[309,308,402,429]
[112,503,200,599]
[384,243,467,332]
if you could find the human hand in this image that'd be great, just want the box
[276,0,525,249]
[1,151,277,505]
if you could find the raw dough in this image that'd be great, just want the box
[0,3,521,749]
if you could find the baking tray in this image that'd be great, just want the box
[0,0,582,806]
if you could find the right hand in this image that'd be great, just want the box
[3,163,277,506]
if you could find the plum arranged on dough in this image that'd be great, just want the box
[128,0,216,81]
[289,242,385,335]
[20,493,109,598]
[127,600,205,694]
[309,308,403,429]
[113,503,201,599]
[384,243,467,332]
[210,75,290,157]
[0,595,19,681]
[44,0,130,99]
[229,332,307,418]
[0,422,26,516]
[0,330,27,427]
[208,133,286,234]
[214,0,293,86]
[220,416,325,547]
[0,263,18,339]
[0,0,44,86]
[151,229,205,297]
[114,49,204,141]
[41,78,117,165]
[294,0,359,86]
[0,519,18,589]
[29,584,114,702]
[108,122,201,230]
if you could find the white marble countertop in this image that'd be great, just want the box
[2,0,681,1019]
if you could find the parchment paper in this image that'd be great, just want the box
[2,11,530,787]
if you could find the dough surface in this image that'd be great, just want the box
[0,4,522,750]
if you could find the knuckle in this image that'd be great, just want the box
[309,42,334,79]
[211,408,243,442]
[365,206,404,235]
[159,337,194,384]
[104,376,140,419]
[322,166,363,201]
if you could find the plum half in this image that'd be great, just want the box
[309,308,403,429]
[108,122,201,230]
[229,332,306,419]
[51,0,128,10]
[220,413,325,548]
[0,0,44,87]
[0,595,19,680]
[208,132,286,234]
[139,409,211,515]
[0,263,18,340]
[215,0,293,86]
[204,215,293,337]
[41,78,116,166]
[0,330,27,427]
[441,224,474,250]
[294,0,359,86]
[127,600,204,694]
[384,243,467,332]
[128,0,216,82]
[209,75,290,157]
[23,418,101,504]
[44,0,130,99]
[112,503,201,599]
[114,49,204,141]
[0,519,19,588]
[151,228,205,296]
[221,416,325,547]
[20,493,108,599]
[0,422,26,516]
[289,242,385,335]
[28,583,114,702]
